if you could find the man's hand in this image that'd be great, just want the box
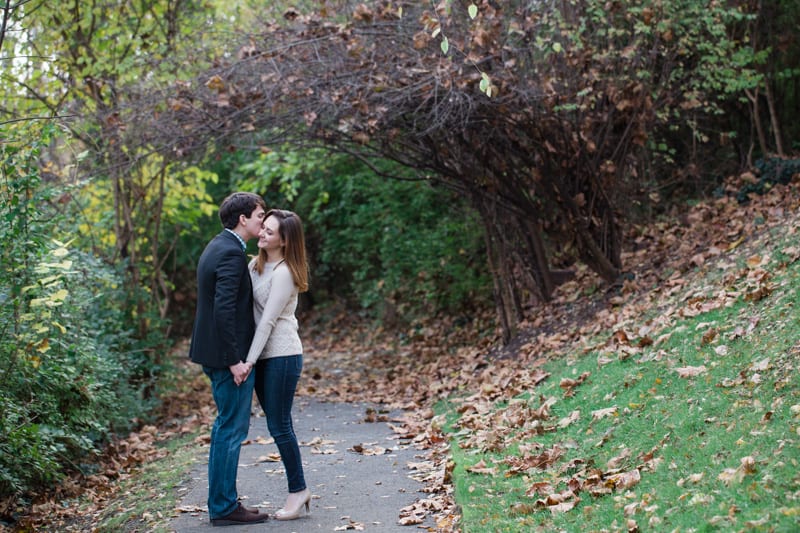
[229,361,252,385]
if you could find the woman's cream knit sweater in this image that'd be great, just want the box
[245,259,302,364]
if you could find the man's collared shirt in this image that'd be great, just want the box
[224,228,247,251]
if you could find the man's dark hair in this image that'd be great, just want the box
[219,192,266,229]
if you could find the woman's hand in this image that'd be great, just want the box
[230,361,253,385]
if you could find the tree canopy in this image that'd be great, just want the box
[141,0,770,339]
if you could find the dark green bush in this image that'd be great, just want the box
[227,148,491,323]
[0,123,153,498]
[736,157,800,203]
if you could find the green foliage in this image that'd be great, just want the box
[0,122,152,498]
[1,0,224,345]
[1,0,216,118]
[531,0,760,148]
[308,170,488,317]
[228,148,490,322]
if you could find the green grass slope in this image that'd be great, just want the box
[443,193,800,532]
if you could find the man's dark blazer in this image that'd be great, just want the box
[189,230,255,368]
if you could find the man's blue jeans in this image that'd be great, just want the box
[203,366,254,519]
[254,355,307,493]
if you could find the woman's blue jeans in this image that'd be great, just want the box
[254,355,307,493]
[203,366,254,519]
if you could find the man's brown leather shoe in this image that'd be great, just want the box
[211,503,269,526]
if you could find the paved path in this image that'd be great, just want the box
[169,397,432,532]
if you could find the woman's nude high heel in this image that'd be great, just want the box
[275,488,311,521]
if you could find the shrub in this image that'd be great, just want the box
[227,147,491,323]
[0,123,152,498]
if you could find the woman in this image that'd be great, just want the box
[244,208,311,520]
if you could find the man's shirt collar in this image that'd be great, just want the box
[224,228,247,251]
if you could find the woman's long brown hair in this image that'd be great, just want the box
[254,209,309,292]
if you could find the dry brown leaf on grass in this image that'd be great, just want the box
[591,406,619,421]
[534,489,580,514]
[466,459,497,475]
[606,446,632,469]
[718,455,757,485]
[504,445,564,474]
[675,365,707,377]
[604,468,641,490]
[525,481,555,497]
[529,368,551,386]
[560,371,591,391]
[557,409,581,428]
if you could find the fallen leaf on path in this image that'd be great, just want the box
[175,504,206,513]
[304,436,338,446]
[310,446,338,455]
[254,453,281,463]
[334,517,366,530]
[350,443,388,455]
[243,436,273,445]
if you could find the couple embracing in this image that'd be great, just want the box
[189,192,310,526]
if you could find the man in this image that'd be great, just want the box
[189,192,269,526]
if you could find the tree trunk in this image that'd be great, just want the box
[764,81,785,157]
[482,221,512,344]
[746,86,769,157]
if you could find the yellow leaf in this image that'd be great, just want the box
[51,289,69,301]
[36,338,50,353]
[745,254,763,268]
[205,75,225,92]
